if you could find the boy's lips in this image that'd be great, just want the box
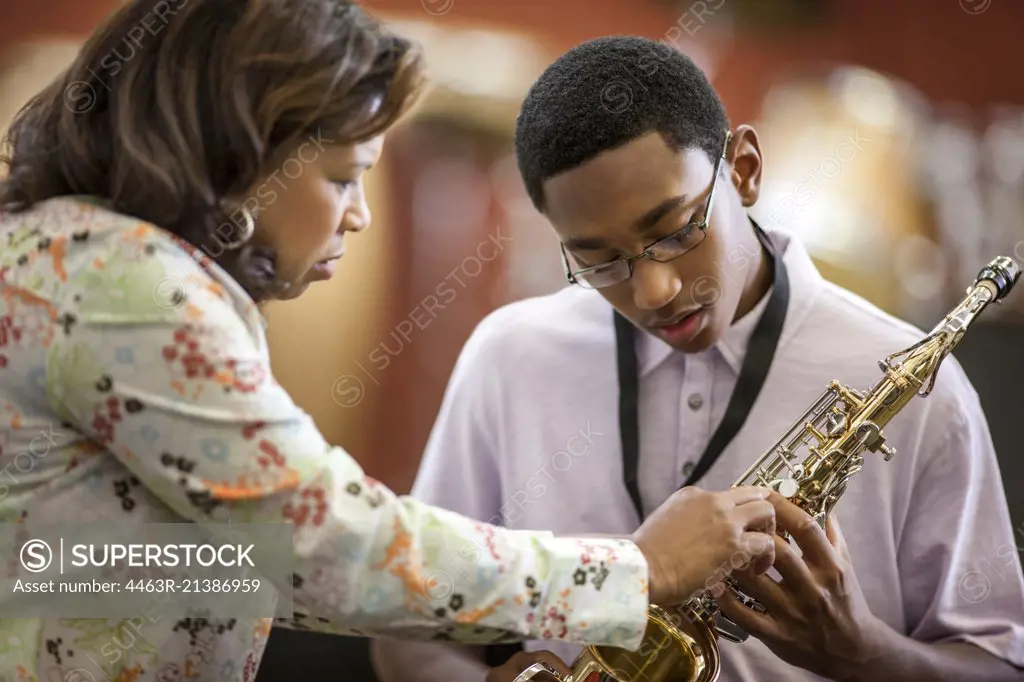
[652,307,703,328]
[650,306,708,344]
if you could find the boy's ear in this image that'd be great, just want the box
[728,125,763,207]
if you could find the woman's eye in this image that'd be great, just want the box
[333,180,356,191]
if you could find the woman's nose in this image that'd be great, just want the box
[342,186,372,233]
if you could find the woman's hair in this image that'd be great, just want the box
[0,0,424,301]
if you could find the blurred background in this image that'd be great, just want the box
[3,0,1023,679]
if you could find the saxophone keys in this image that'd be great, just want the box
[713,613,750,643]
[881,444,897,461]
[824,411,846,436]
[856,421,881,445]
[776,478,800,498]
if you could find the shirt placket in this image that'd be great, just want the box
[678,354,714,487]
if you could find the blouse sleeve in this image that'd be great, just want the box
[44,228,651,651]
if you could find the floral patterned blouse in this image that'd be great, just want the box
[0,197,650,682]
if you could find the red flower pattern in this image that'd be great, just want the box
[0,308,54,352]
[0,315,23,348]
[538,607,569,639]
[242,651,258,682]
[282,486,327,529]
[472,522,504,571]
[241,421,267,440]
[256,440,286,470]
[91,396,124,446]
[164,327,216,381]
[163,326,264,392]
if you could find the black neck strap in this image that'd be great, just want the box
[614,222,790,521]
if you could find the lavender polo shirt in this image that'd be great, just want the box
[410,228,1024,681]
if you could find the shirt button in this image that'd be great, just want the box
[682,462,696,478]
[687,393,704,410]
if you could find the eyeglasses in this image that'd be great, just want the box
[560,132,731,290]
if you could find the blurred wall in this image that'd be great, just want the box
[0,0,119,138]
[0,42,79,139]
[0,0,120,46]
[373,0,1024,123]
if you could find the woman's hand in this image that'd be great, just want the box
[632,486,777,605]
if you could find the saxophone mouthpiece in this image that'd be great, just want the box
[975,256,1020,301]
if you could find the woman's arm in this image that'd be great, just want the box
[44,230,651,650]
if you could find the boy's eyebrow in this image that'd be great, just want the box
[632,194,688,235]
[563,235,609,251]
[563,193,688,251]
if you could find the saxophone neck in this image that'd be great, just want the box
[926,256,1017,337]
[885,256,1020,394]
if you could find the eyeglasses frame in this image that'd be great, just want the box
[560,131,732,290]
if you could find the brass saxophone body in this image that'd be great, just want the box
[516,256,1019,682]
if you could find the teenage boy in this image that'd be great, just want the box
[371,36,1024,682]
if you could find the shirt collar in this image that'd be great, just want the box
[717,279,774,372]
[635,226,822,377]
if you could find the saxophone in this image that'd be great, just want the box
[514,255,1020,682]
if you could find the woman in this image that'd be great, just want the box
[0,1,777,680]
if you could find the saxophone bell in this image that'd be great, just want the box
[511,604,722,682]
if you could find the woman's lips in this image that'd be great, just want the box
[311,256,341,279]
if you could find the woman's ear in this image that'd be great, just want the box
[727,125,763,207]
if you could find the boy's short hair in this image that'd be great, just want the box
[514,35,730,212]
